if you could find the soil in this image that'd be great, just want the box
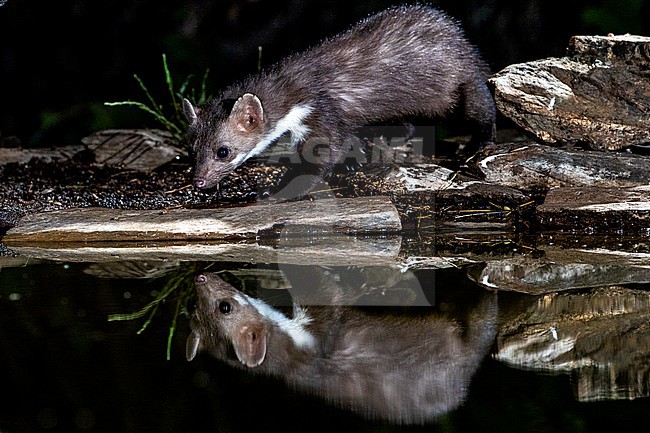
[0,154,286,233]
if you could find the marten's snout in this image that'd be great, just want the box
[193,173,220,190]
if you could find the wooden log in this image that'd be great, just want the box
[490,34,650,150]
[473,142,650,189]
[537,186,650,233]
[81,129,185,172]
[3,196,401,243]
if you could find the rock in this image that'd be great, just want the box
[384,164,475,192]
[338,163,531,230]
[568,34,650,69]
[490,35,650,150]
[81,129,185,171]
[537,186,650,233]
[473,142,650,189]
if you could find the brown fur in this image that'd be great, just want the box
[187,271,497,423]
[185,5,496,199]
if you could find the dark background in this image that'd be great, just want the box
[1,0,649,148]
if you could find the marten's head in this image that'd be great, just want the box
[183,94,267,190]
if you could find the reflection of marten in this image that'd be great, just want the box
[187,272,497,423]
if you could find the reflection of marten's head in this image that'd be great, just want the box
[186,273,270,367]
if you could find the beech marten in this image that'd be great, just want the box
[184,5,496,199]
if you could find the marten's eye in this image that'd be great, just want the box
[216,146,230,159]
[218,301,232,315]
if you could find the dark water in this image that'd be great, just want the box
[2,257,650,433]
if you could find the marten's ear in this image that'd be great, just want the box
[183,99,200,125]
[231,93,264,133]
[233,323,268,367]
[186,329,201,361]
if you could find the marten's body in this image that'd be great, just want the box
[184,5,496,199]
[187,273,497,423]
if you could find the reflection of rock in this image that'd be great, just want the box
[227,268,292,291]
[469,248,650,294]
[495,286,650,402]
[187,272,497,423]
[214,265,432,307]
[7,234,402,266]
[5,197,400,242]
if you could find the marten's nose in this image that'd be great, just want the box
[194,178,206,189]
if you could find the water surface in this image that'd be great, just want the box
[2,239,650,432]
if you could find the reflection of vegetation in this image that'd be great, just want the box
[108,264,197,360]
[105,54,211,137]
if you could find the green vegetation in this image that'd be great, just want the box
[581,0,645,34]
[105,54,211,138]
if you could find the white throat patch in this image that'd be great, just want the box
[236,293,316,349]
[231,104,314,167]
